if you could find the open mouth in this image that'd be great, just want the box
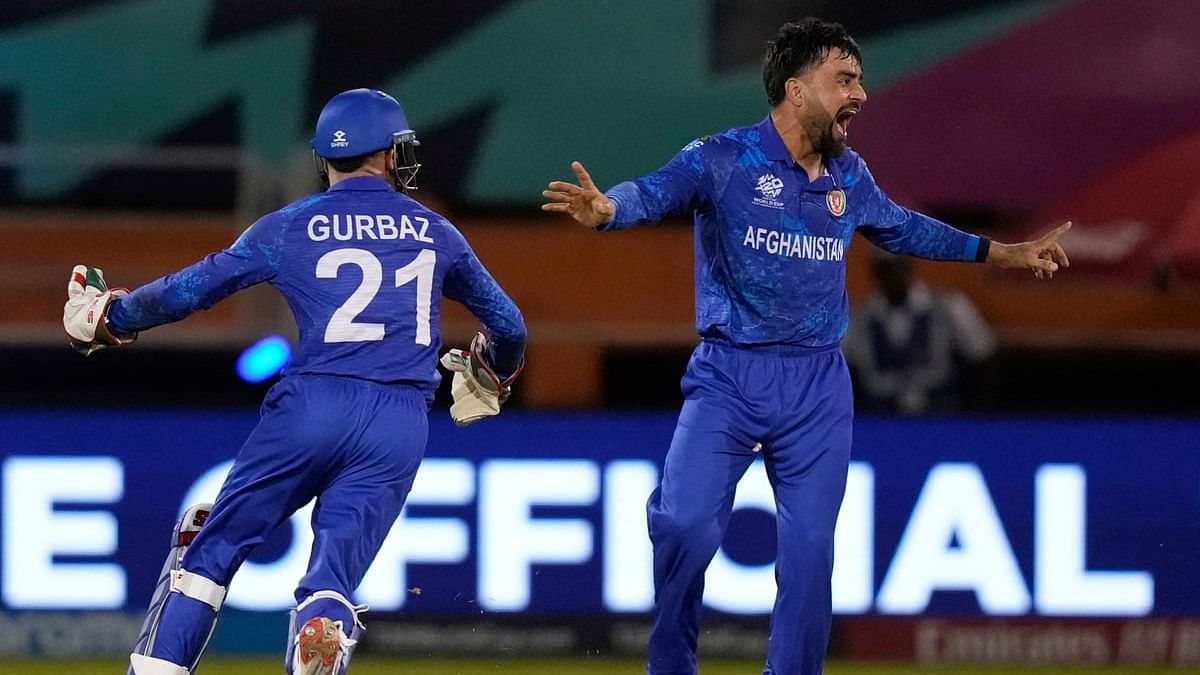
[835,107,858,138]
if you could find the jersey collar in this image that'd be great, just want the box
[757,115,844,191]
[328,175,393,192]
[758,115,792,164]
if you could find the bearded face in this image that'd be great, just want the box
[804,103,844,157]
[799,53,865,158]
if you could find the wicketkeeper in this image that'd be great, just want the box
[64,88,526,675]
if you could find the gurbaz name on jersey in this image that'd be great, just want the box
[742,226,845,261]
[307,213,435,243]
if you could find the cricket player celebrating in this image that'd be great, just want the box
[63,88,526,675]
[542,18,1069,675]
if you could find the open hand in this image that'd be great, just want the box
[541,161,615,229]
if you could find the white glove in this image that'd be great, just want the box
[439,332,518,427]
[63,265,137,356]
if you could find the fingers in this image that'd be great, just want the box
[1017,220,1072,280]
[439,350,469,372]
[545,163,609,227]
[1032,221,1070,278]
[572,161,597,190]
[547,181,581,195]
[69,265,87,295]
[85,266,107,292]
[545,163,598,200]
[68,265,108,300]
[542,189,574,204]
[1050,242,1070,268]
[542,180,582,214]
[1031,255,1058,279]
[1040,220,1072,244]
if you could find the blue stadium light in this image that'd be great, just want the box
[236,335,291,384]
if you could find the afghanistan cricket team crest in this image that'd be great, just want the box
[826,189,847,217]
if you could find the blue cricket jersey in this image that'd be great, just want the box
[107,176,526,397]
[604,116,987,349]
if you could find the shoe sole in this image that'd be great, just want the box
[296,617,343,675]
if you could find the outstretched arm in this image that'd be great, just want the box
[542,140,710,231]
[106,214,283,334]
[854,155,1071,277]
[985,221,1072,279]
[541,161,615,229]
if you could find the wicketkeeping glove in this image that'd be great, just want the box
[63,265,137,356]
[439,332,520,427]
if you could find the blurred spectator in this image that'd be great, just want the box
[844,250,996,415]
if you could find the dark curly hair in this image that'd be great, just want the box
[762,18,862,107]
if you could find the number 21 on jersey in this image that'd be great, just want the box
[316,248,435,345]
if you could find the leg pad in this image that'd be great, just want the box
[129,653,188,675]
[128,503,221,675]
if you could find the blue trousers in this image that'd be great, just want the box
[647,340,853,675]
[149,374,428,666]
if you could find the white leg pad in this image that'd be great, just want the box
[129,653,189,675]
[128,504,220,675]
[170,569,226,610]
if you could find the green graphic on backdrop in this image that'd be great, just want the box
[0,0,1064,204]
[382,0,1066,205]
[0,0,313,198]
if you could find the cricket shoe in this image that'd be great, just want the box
[295,616,357,675]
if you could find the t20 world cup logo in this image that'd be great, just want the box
[756,174,784,200]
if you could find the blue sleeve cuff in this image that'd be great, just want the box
[969,236,991,263]
[105,297,134,336]
[599,181,646,231]
[596,192,623,232]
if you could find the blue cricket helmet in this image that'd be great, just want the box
[311,88,421,191]
[312,88,412,159]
